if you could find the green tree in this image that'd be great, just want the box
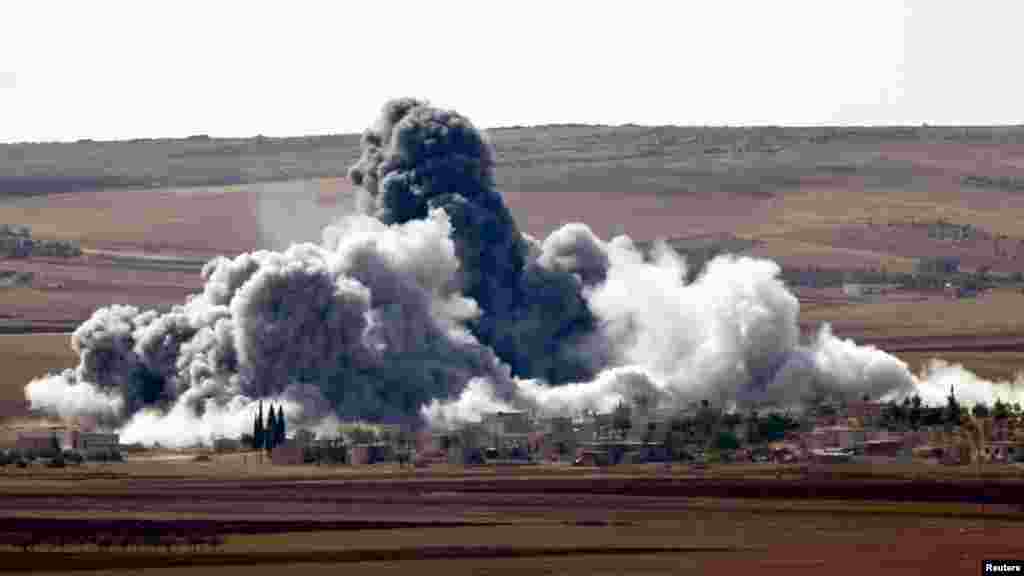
[698,400,716,444]
[993,399,1010,421]
[909,395,923,430]
[266,407,278,451]
[746,411,761,445]
[972,402,991,418]
[944,386,961,430]
[254,401,264,450]
[759,414,788,442]
[276,406,286,445]
[883,401,905,429]
[715,431,740,451]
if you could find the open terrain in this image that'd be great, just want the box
[3,126,1024,572]
[0,460,1023,574]
[3,126,1024,386]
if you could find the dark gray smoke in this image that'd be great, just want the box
[26,207,519,444]
[347,98,612,384]
[27,97,1024,444]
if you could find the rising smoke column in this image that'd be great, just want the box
[24,97,1024,442]
[347,98,612,384]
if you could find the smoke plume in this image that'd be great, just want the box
[24,98,1024,444]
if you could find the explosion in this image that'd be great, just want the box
[24,98,1024,445]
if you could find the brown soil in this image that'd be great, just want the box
[1,465,1023,575]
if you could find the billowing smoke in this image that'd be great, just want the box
[23,98,1024,443]
[26,206,518,443]
[347,98,612,385]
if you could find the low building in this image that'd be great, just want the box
[447,444,485,465]
[480,413,530,458]
[806,426,865,450]
[77,433,119,456]
[482,411,531,437]
[536,417,577,461]
[271,440,304,465]
[15,430,64,454]
[350,443,394,465]
[293,429,316,447]
[213,437,241,453]
[845,402,885,428]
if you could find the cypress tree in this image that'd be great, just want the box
[277,406,286,445]
[266,407,277,451]
[254,401,264,450]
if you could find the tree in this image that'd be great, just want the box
[746,411,761,445]
[266,407,278,451]
[944,386,961,430]
[698,400,716,444]
[883,401,905,429]
[993,399,1010,421]
[972,403,991,418]
[715,431,740,452]
[276,406,286,445]
[909,395,923,430]
[663,425,678,461]
[254,401,264,451]
[759,414,789,442]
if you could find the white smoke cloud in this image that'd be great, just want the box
[426,232,1018,426]
[420,378,516,429]
[22,98,1023,442]
[903,359,1024,408]
[25,370,123,423]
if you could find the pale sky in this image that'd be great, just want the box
[1,1,1021,143]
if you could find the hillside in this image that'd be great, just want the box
[3,125,1024,197]
[1,125,1024,368]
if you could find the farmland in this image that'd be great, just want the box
[3,125,1024,573]
[1,126,1024,402]
[1,460,1024,574]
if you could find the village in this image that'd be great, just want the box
[3,387,1021,471]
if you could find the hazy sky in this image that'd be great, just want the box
[1,1,1021,142]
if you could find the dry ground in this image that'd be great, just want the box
[2,460,1024,574]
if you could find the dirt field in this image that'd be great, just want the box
[1,460,1024,574]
